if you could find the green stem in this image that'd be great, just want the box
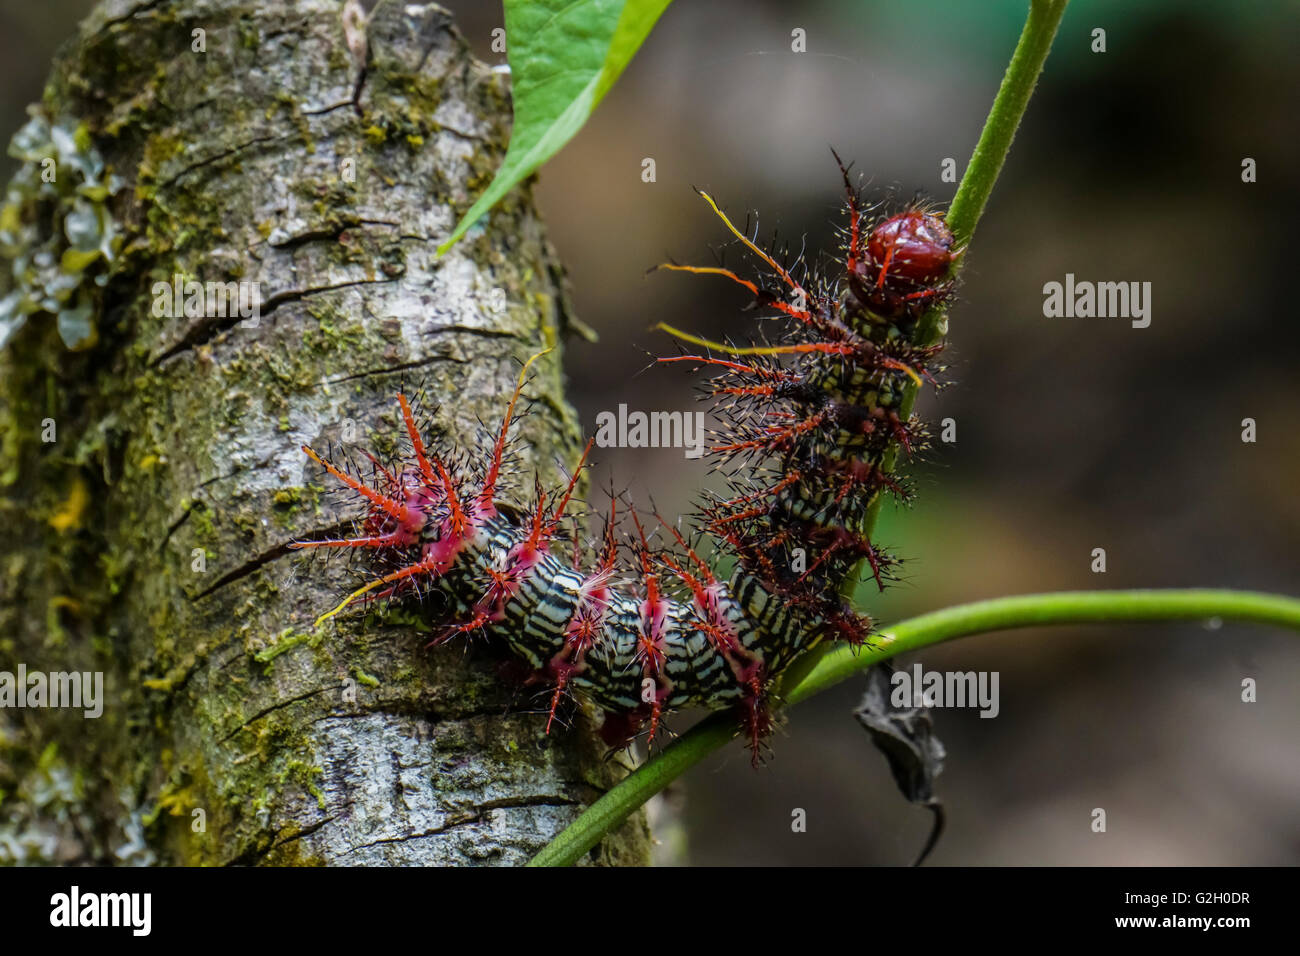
[785,589,1300,705]
[847,0,1069,570]
[945,0,1069,249]
[530,587,1300,866]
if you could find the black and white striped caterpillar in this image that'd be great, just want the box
[295,155,957,762]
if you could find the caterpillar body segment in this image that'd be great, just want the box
[296,160,956,763]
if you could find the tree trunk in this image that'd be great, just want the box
[0,0,649,866]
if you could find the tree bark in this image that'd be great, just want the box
[0,0,649,866]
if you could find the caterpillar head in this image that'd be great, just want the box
[846,208,955,323]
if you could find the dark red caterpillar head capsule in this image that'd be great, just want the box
[847,209,955,323]
[867,210,954,284]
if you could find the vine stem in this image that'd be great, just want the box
[529,588,1300,866]
[945,0,1070,248]
[805,0,1072,709]
[848,0,1070,567]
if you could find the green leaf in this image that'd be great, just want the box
[437,0,673,255]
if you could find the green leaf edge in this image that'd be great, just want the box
[436,0,673,256]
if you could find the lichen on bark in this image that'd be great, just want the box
[0,0,649,866]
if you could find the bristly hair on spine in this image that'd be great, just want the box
[293,151,960,765]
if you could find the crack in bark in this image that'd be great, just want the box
[256,276,404,319]
[339,821,476,855]
[318,352,461,386]
[190,540,297,602]
[223,814,338,867]
[199,467,244,489]
[436,123,490,145]
[268,218,400,250]
[270,814,337,848]
[478,795,581,813]
[221,686,333,743]
[98,0,167,31]
[303,99,356,116]
[149,275,402,366]
[312,703,519,730]
[337,795,579,857]
[157,133,285,189]
[159,502,196,552]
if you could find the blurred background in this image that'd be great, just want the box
[6,0,1296,864]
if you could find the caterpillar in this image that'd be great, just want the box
[294,154,957,764]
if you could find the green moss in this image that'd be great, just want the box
[252,627,323,670]
[97,548,131,596]
[142,776,201,828]
[141,638,214,694]
[377,605,432,634]
[236,15,260,52]
[230,510,261,535]
[270,487,310,529]
[186,498,217,544]
[356,54,451,156]
[285,760,327,811]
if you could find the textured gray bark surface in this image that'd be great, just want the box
[0,0,650,865]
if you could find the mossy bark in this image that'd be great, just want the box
[0,0,649,866]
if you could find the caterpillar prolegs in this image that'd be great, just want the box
[295,155,957,763]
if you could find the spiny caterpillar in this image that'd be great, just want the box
[294,154,958,763]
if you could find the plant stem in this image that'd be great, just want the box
[848,0,1069,570]
[785,589,1300,705]
[529,587,1300,866]
[946,0,1069,248]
